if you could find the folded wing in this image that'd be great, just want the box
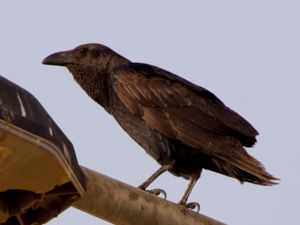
[112,63,258,148]
[111,63,277,185]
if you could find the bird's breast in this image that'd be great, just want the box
[109,93,173,165]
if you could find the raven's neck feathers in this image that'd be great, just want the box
[69,66,110,109]
[68,54,130,113]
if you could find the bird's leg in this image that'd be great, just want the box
[178,170,202,212]
[138,164,173,199]
[138,164,172,190]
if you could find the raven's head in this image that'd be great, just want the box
[43,43,128,74]
[43,43,129,106]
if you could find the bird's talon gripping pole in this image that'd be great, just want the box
[138,163,174,199]
[146,188,167,199]
[185,202,201,213]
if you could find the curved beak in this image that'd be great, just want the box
[42,51,73,66]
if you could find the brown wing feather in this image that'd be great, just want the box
[112,64,257,146]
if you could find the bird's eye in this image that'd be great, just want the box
[79,48,87,55]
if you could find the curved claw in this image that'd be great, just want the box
[146,188,167,199]
[185,202,201,213]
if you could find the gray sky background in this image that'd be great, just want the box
[1,1,299,224]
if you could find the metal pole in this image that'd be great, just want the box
[74,167,226,225]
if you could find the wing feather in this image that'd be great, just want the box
[112,63,258,148]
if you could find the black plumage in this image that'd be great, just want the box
[43,43,278,208]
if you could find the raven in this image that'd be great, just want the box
[43,43,277,209]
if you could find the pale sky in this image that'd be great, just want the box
[1,1,299,224]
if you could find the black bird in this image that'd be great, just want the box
[43,43,278,209]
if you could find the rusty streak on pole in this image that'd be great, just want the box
[74,167,226,225]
